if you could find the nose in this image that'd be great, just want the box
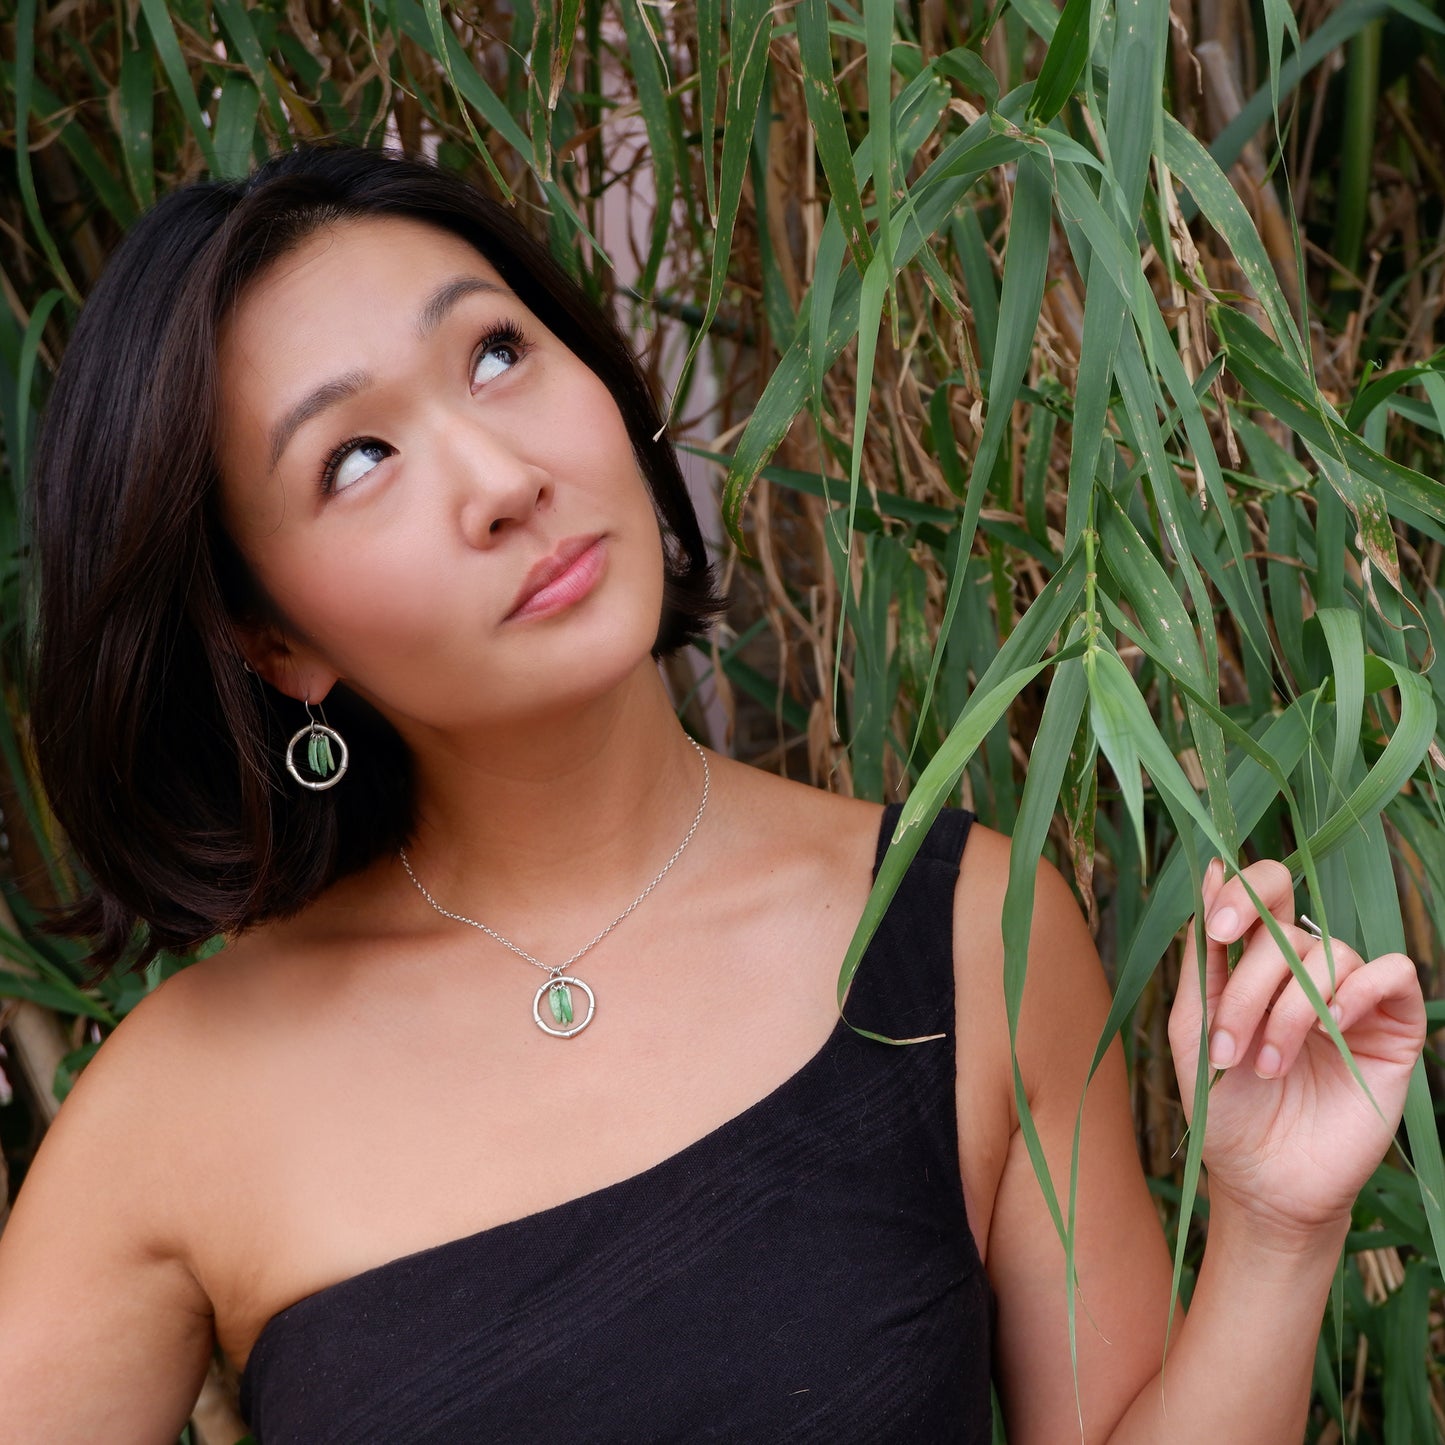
[435,409,550,546]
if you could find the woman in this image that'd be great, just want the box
[0,146,1426,1444]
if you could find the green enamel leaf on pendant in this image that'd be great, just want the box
[549,981,574,1026]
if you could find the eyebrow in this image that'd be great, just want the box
[265,273,510,472]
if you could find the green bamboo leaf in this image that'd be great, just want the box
[1009,0,1061,41]
[212,0,290,136]
[934,48,998,111]
[1293,659,1436,865]
[527,1,559,178]
[117,43,156,211]
[1217,309,1445,531]
[12,0,78,299]
[1107,702,1314,1060]
[15,288,64,488]
[1028,0,1093,123]
[723,125,1027,539]
[1401,1063,1445,1298]
[1207,0,1393,178]
[1106,0,1168,217]
[1162,114,1305,365]
[1099,494,1237,849]
[0,967,108,1019]
[841,651,1078,1020]
[1000,650,1090,1383]
[618,0,679,298]
[417,0,513,198]
[213,76,262,180]
[1087,650,1151,865]
[1382,1259,1433,1444]
[1345,354,1445,429]
[1317,609,1366,814]
[864,0,896,275]
[697,0,721,219]
[671,0,772,414]
[392,0,603,257]
[1086,646,1370,1132]
[137,0,220,175]
[0,927,115,1024]
[546,0,583,108]
[908,151,1052,739]
[837,546,1088,1009]
[796,0,871,269]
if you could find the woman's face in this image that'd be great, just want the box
[215,215,667,734]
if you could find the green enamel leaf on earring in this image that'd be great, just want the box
[549,982,574,1026]
[309,731,335,777]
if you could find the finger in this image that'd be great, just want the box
[1204,921,1320,1070]
[1204,858,1295,946]
[1253,937,1367,1078]
[1329,953,1428,1046]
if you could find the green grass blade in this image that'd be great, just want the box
[671,0,773,416]
[117,42,156,211]
[213,76,262,180]
[697,0,721,218]
[1028,0,1092,123]
[137,0,220,175]
[796,0,871,270]
[12,0,78,298]
[908,150,1052,736]
[618,0,679,298]
[212,0,290,136]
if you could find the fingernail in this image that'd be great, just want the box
[1329,1003,1343,1025]
[1208,1030,1236,1068]
[1206,906,1239,941]
[1255,1044,1282,1079]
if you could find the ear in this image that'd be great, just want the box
[233,621,340,705]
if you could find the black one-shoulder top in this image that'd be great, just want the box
[239,805,992,1443]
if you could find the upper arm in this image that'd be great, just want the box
[0,976,217,1443]
[954,827,1173,1445]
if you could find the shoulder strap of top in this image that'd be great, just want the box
[872,801,973,875]
[844,802,975,1041]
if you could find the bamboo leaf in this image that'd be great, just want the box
[796,0,871,270]
[1028,0,1093,124]
[672,0,773,416]
[117,42,156,211]
[136,0,220,175]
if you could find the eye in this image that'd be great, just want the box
[471,322,529,390]
[321,438,393,494]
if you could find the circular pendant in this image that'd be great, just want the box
[533,976,595,1038]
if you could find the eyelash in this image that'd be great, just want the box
[316,320,533,494]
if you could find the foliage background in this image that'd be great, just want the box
[1,0,1443,1440]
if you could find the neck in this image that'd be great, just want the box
[396,663,708,937]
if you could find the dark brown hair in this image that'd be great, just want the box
[28,144,722,979]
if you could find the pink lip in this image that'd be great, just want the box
[505,536,607,621]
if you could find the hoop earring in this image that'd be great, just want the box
[285,699,349,791]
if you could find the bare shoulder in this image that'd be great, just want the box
[0,958,234,1441]
[951,819,1108,1021]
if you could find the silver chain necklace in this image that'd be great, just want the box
[398,736,710,1038]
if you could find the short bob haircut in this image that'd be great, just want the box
[29,144,723,979]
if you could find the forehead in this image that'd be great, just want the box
[223,215,508,357]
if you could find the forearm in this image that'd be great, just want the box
[1106,1204,1348,1445]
